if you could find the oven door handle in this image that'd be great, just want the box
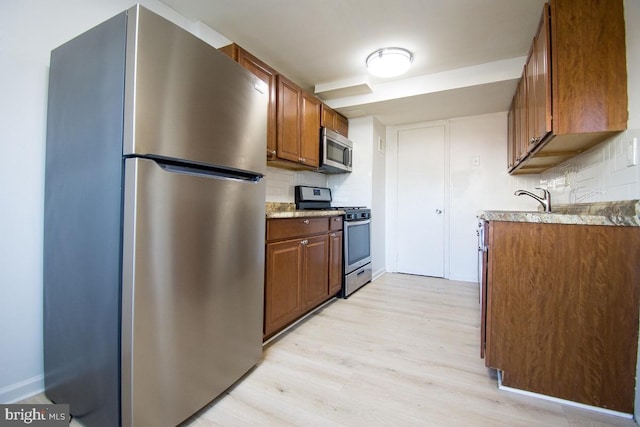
[345,218,370,226]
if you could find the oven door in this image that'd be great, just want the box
[344,218,371,274]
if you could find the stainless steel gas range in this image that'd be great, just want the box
[295,186,372,297]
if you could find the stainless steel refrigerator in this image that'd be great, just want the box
[43,6,267,426]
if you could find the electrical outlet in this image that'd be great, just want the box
[471,156,480,167]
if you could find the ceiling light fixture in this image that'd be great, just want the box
[366,47,413,78]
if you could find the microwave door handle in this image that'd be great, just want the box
[345,148,352,167]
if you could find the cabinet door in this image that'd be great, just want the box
[514,78,527,163]
[522,5,551,157]
[486,221,640,413]
[321,104,337,130]
[237,49,278,159]
[219,44,278,159]
[486,222,572,382]
[551,0,627,135]
[525,3,551,152]
[532,4,551,145]
[321,104,349,137]
[264,238,303,337]
[480,222,489,359]
[336,113,349,137]
[300,91,321,168]
[277,75,301,163]
[507,99,516,170]
[525,49,536,153]
[302,234,329,309]
[328,231,343,296]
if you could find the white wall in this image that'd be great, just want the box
[329,117,374,207]
[371,118,387,280]
[448,113,540,281]
[327,116,386,279]
[0,0,230,403]
[385,114,538,283]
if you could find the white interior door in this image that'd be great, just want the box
[396,125,445,277]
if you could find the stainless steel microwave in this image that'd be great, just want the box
[318,127,353,174]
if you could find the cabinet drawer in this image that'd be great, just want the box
[329,216,343,231]
[267,217,329,241]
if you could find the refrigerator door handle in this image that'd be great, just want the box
[138,155,264,182]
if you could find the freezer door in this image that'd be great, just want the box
[121,158,265,427]
[123,6,267,175]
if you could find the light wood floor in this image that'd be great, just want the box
[184,273,638,427]
[25,273,638,426]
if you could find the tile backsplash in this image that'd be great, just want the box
[540,129,640,205]
[264,166,328,202]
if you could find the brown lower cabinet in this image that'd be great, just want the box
[264,216,343,339]
[482,221,640,413]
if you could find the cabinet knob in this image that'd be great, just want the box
[267,149,276,156]
[300,239,308,246]
[330,233,336,237]
[303,219,309,224]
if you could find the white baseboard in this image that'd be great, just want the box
[372,268,386,281]
[0,374,44,404]
[497,370,633,419]
[447,274,479,283]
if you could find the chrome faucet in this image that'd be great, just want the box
[514,187,552,213]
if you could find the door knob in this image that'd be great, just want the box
[435,209,443,214]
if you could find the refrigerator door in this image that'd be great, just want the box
[123,6,267,175]
[121,158,265,427]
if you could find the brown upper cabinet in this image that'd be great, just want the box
[276,75,321,168]
[321,104,349,138]
[219,44,277,159]
[510,75,527,168]
[508,0,627,174]
[220,43,348,171]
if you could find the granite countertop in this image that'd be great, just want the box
[477,200,640,227]
[265,202,345,219]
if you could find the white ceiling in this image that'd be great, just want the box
[159,0,547,125]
